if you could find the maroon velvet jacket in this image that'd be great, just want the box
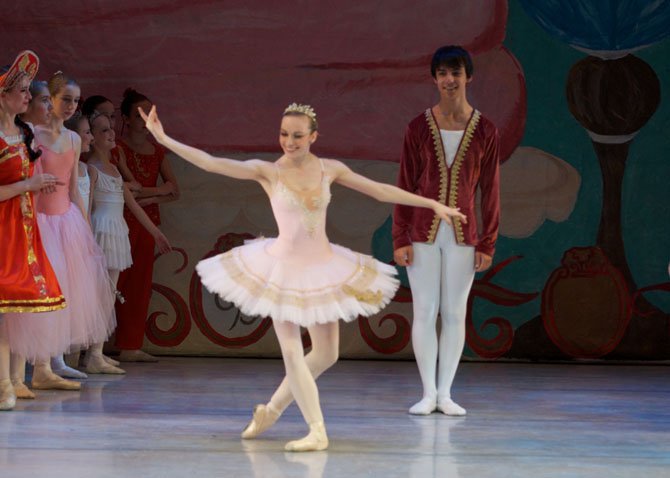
[392,108,500,257]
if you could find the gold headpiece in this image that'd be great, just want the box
[284,103,316,121]
[0,50,39,91]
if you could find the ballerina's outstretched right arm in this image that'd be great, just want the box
[138,105,274,185]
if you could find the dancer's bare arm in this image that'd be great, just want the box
[328,159,466,226]
[139,105,273,184]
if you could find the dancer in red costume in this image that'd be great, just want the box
[393,46,500,416]
[113,88,179,362]
[0,51,66,410]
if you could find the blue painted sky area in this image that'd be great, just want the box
[518,0,670,52]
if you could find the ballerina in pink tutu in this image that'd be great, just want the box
[4,72,116,390]
[140,102,466,451]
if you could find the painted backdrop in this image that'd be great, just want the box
[4,0,668,360]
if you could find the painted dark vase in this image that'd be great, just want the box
[542,246,631,358]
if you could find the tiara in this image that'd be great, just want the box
[87,109,107,124]
[284,103,316,121]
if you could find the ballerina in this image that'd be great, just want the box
[139,102,466,451]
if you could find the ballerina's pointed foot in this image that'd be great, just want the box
[0,380,17,411]
[11,380,35,399]
[241,403,280,439]
[437,398,466,416]
[408,396,437,415]
[284,421,329,452]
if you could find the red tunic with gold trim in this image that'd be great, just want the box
[0,135,66,313]
[110,139,165,349]
[393,109,500,257]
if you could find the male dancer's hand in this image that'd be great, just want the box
[475,252,492,272]
[394,246,414,267]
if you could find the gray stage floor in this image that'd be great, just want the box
[1,358,669,477]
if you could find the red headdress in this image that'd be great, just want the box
[0,50,40,91]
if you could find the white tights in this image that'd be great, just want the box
[407,221,475,406]
[270,321,339,424]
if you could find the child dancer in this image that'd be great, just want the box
[113,88,179,362]
[85,111,171,373]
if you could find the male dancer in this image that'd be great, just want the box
[393,45,500,416]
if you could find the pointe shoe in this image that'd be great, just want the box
[241,404,281,439]
[284,421,329,452]
[84,356,126,375]
[11,380,35,399]
[118,350,158,362]
[103,355,121,367]
[0,380,17,411]
[437,398,466,416]
[31,373,81,391]
[409,396,437,415]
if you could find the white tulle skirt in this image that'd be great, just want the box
[196,238,399,326]
[2,203,116,362]
[91,201,132,271]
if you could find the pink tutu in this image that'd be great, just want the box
[196,238,399,327]
[3,203,116,362]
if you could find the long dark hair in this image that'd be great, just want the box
[15,115,41,161]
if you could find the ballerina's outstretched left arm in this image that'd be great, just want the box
[327,159,466,225]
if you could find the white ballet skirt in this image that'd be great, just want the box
[196,161,399,326]
[77,162,91,217]
[90,167,133,271]
[3,140,116,361]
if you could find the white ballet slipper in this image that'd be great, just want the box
[437,398,466,416]
[408,396,437,415]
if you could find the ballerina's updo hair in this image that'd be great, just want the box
[120,87,150,117]
[81,95,112,117]
[0,66,41,161]
[64,110,89,134]
[283,103,318,132]
[29,79,48,98]
[47,71,79,97]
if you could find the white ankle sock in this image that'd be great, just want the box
[51,355,87,379]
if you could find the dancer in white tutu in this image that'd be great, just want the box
[139,102,466,451]
[84,111,171,373]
